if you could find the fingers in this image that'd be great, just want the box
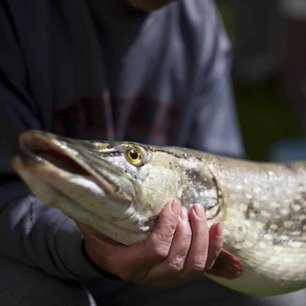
[77,200,182,281]
[183,204,209,275]
[104,199,182,280]
[164,207,192,272]
[141,204,211,287]
[77,200,224,288]
[127,199,181,264]
[144,207,192,284]
[205,222,224,270]
[143,204,224,287]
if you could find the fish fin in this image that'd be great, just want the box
[206,249,243,279]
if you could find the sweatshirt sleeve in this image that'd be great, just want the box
[187,1,245,158]
[0,1,101,281]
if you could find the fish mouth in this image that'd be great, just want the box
[18,138,89,177]
[15,130,135,203]
[11,130,151,245]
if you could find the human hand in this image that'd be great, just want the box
[78,199,223,287]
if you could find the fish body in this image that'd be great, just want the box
[12,130,306,296]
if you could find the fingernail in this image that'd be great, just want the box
[180,207,189,221]
[192,204,205,219]
[215,222,224,236]
[171,199,181,215]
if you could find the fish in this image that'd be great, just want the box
[11,130,306,296]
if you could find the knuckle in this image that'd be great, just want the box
[166,255,186,272]
[192,262,206,272]
[163,221,177,238]
[179,224,192,240]
[184,231,192,242]
[152,243,170,259]
[150,221,178,258]
[152,223,176,242]
[191,256,206,272]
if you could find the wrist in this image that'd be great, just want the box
[81,240,122,281]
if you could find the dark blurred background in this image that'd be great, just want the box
[215,0,306,161]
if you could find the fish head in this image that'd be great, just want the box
[11,130,183,244]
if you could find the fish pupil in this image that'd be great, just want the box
[129,150,139,160]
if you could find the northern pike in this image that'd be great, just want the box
[12,130,306,296]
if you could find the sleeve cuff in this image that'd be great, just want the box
[55,217,121,281]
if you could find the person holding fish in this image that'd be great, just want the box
[0,0,304,305]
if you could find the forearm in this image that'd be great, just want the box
[0,180,101,281]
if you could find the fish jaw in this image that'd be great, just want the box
[11,131,153,245]
[17,130,136,202]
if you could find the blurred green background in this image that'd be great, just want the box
[216,1,304,161]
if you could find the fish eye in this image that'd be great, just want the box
[125,147,144,167]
